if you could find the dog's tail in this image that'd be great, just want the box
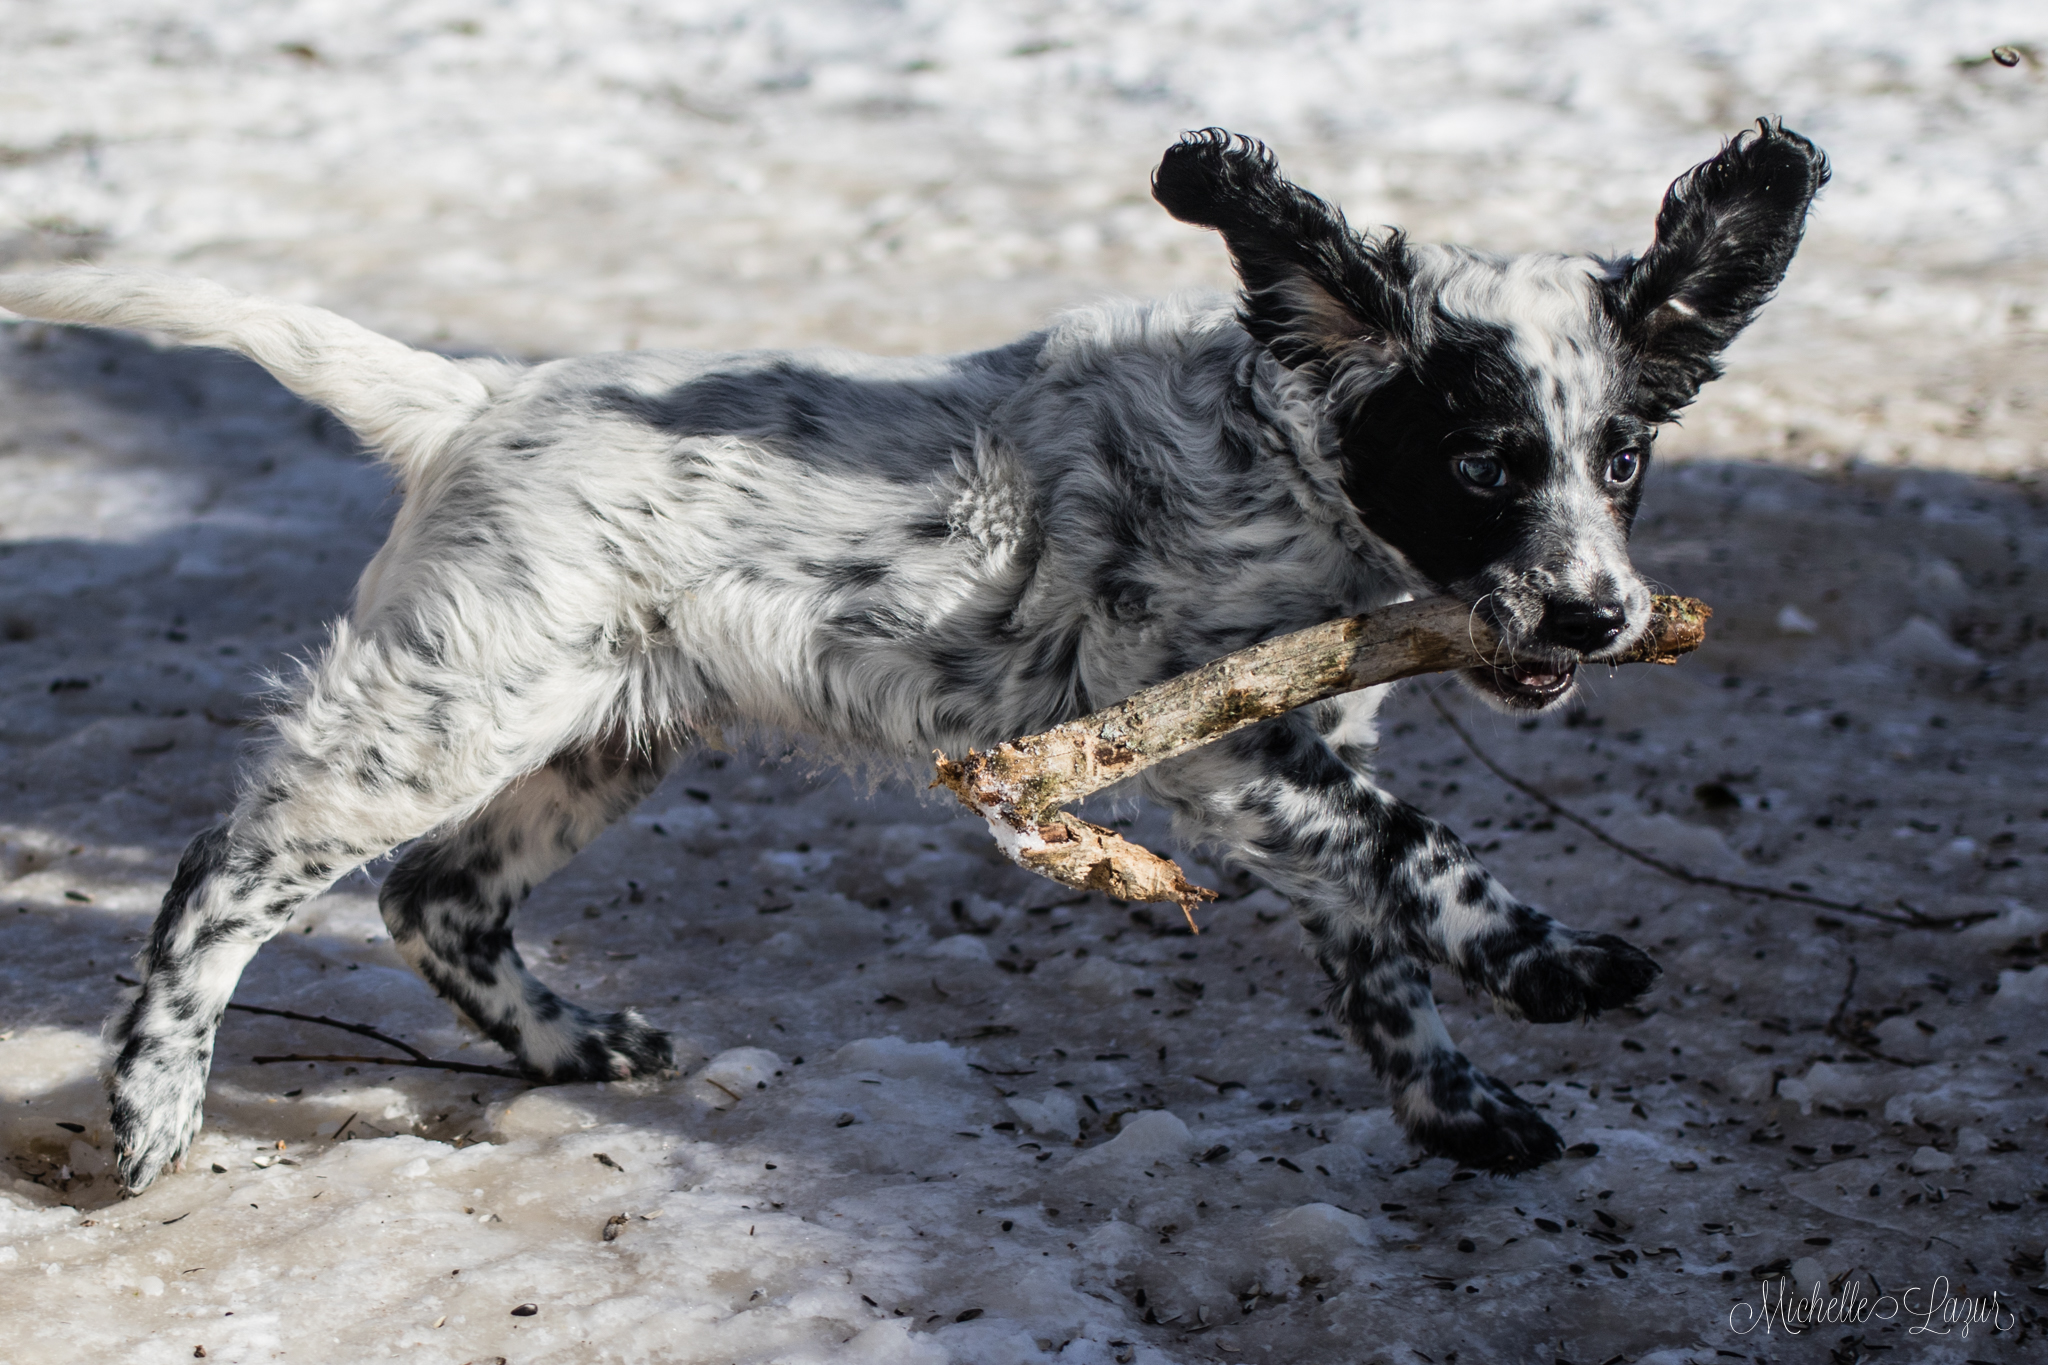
[0,269,494,481]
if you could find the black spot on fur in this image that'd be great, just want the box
[378,851,484,940]
[143,826,231,968]
[812,559,890,590]
[1330,318,1647,593]
[590,356,1022,485]
[393,618,447,667]
[1405,1065,1564,1175]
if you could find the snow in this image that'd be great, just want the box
[5,0,2047,471]
[1,3,2045,1362]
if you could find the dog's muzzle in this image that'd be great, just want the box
[1462,593,1633,711]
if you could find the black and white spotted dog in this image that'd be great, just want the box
[0,121,1825,1194]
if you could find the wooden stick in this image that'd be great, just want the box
[933,595,1712,924]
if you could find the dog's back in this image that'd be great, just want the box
[346,297,1392,755]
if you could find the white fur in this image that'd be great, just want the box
[0,270,508,483]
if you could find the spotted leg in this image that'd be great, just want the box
[106,621,619,1193]
[378,736,678,1081]
[1141,693,1658,1172]
[1312,923,1562,1171]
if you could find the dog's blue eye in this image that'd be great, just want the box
[1605,450,1640,484]
[1455,456,1506,489]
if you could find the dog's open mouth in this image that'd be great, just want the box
[1465,659,1580,709]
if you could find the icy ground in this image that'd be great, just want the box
[1,2,2046,1363]
[1,1,2046,472]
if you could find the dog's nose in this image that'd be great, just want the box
[1538,599,1626,652]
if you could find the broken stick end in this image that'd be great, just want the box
[930,748,969,798]
[1617,595,1713,665]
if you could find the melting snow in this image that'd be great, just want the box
[2,3,2045,1362]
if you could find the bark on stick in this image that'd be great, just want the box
[932,594,1711,925]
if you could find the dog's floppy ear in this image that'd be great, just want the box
[1153,129,1411,381]
[1612,120,1829,422]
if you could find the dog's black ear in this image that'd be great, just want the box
[1612,120,1829,422]
[1153,129,1411,379]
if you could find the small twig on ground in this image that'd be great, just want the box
[1825,956,1861,1038]
[223,1001,436,1063]
[229,1000,527,1076]
[250,1051,525,1079]
[114,978,532,1081]
[1426,692,1996,930]
[1822,956,1928,1067]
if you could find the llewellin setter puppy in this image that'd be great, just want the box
[0,121,1826,1193]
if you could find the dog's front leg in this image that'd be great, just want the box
[1313,931,1564,1172]
[1140,696,1657,1172]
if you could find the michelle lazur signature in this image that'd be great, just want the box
[1730,1273,2016,1339]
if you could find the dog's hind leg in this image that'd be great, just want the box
[378,735,678,1081]
[107,620,616,1193]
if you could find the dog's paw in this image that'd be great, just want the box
[109,1051,211,1194]
[594,1010,675,1078]
[1398,1066,1562,1175]
[1499,928,1660,1024]
[532,1009,675,1083]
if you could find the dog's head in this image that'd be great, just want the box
[1155,123,1828,710]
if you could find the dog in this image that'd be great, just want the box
[0,121,1826,1193]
